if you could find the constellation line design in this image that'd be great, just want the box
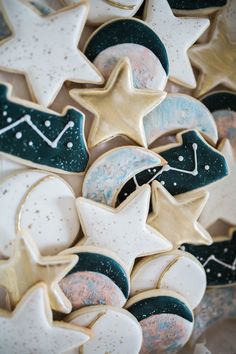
[203,255,236,271]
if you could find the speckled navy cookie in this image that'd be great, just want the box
[183,229,236,287]
[0,84,89,174]
[126,290,194,354]
[117,130,228,204]
[167,0,227,13]
[202,91,236,154]
[60,248,130,309]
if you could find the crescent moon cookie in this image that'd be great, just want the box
[201,91,236,155]
[131,250,206,309]
[0,231,78,313]
[167,0,227,15]
[126,289,194,354]
[143,0,210,89]
[70,58,166,149]
[0,84,89,174]
[0,0,103,107]
[84,18,169,90]
[82,146,166,206]
[59,246,130,310]
[64,0,144,25]
[144,93,218,146]
[0,283,91,354]
[77,185,172,272]
[183,228,236,287]
[0,170,80,258]
[65,305,143,354]
[117,130,228,204]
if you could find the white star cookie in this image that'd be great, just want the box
[0,0,103,107]
[0,283,91,354]
[144,0,210,88]
[77,185,172,272]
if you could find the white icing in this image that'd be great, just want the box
[144,0,210,88]
[67,307,142,354]
[0,114,74,149]
[203,255,236,271]
[0,0,102,106]
[67,142,73,149]
[6,117,12,123]
[44,120,51,127]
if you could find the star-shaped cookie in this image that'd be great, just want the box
[148,181,212,247]
[0,231,78,313]
[0,0,103,107]
[189,20,236,97]
[70,58,166,148]
[76,185,172,272]
[144,0,210,88]
[199,139,236,227]
[0,283,91,354]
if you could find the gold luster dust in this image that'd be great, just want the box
[104,0,136,10]
[189,20,236,97]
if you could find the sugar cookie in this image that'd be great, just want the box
[131,250,206,309]
[0,287,11,311]
[0,283,91,354]
[60,246,130,309]
[167,0,227,15]
[126,289,194,354]
[0,84,89,174]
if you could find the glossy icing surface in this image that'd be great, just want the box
[167,0,227,11]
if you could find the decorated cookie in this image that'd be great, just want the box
[59,246,130,309]
[189,19,236,97]
[199,140,236,227]
[216,0,236,42]
[192,286,236,344]
[0,0,103,107]
[0,10,10,40]
[144,94,218,146]
[117,130,228,204]
[0,170,80,258]
[167,0,227,15]
[0,84,88,174]
[64,0,144,25]
[143,0,210,88]
[183,228,236,287]
[82,146,166,206]
[77,185,172,272]
[201,91,236,154]
[84,18,169,86]
[131,250,206,309]
[30,0,63,15]
[65,305,143,354]
[0,283,91,354]
[126,289,194,353]
[0,231,78,313]
[70,58,166,148]
[0,287,11,311]
[148,181,211,247]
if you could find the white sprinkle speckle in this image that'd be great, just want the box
[67,142,73,149]
[205,165,210,170]
[3,111,7,116]
[7,117,12,123]
[217,273,222,277]
[206,268,211,273]
[224,248,228,253]
[161,181,165,185]
[173,182,177,186]
[15,132,22,139]
[29,141,33,146]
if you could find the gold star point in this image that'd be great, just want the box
[70,58,166,148]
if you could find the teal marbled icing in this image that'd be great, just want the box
[127,295,193,323]
[68,252,129,298]
[0,84,89,173]
[167,0,227,10]
[144,94,218,145]
[84,18,169,75]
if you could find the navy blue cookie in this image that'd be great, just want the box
[167,0,227,12]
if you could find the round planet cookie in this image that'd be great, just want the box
[131,250,206,309]
[201,91,236,155]
[143,93,218,146]
[82,146,166,206]
[167,0,227,15]
[126,289,194,354]
[63,0,144,25]
[84,18,169,91]
[59,246,130,310]
[65,305,143,354]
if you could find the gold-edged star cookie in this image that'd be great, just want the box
[0,283,91,354]
[70,58,166,148]
[189,19,236,97]
[148,181,212,247]
[0,231,78,313]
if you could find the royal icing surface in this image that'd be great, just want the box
[167,0,227,13]
[0,284,90,354]
[0,84,89,174]
[0,0,103,107]
[144,0,209,88]
[144,94,218,146]
[77,185,172,272]
[82,146,165,206]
